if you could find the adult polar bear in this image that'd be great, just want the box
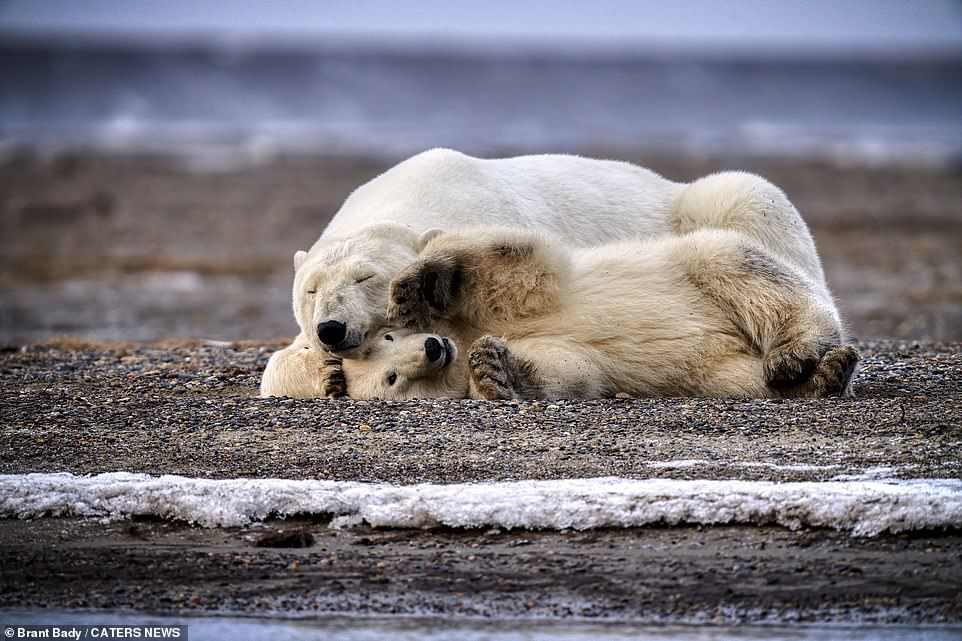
[292,148,831,361]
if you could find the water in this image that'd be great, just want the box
[1,40,960,165]
[0,271,294,343]
[3,611,961,641]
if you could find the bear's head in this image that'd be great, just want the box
[292,223,443,358]
[340,327,468,400]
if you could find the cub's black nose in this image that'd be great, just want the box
[424,336,444,362]
[317,320,347,347]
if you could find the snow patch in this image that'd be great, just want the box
[1,473,960,537]
[646,460,841,473]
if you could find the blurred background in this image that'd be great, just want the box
[1,0,960,344]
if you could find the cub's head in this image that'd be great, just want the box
[293,224,443,358]
[341,327,468,400]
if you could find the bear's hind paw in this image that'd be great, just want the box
[764,340,825,389]
[808,345,860,397]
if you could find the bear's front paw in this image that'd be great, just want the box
[387,257,462,327]
[467,335,536,401]
[320,357,348,398]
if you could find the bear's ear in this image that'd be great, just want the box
[417,228,444,251]
[293,250,308,271]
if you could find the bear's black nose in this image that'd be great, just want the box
[317,320,347,347]
[424,336,444,362]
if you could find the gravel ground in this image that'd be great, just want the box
[0,339,960,624]
[1,339,959,482]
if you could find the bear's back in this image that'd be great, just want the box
[322,149,683,245]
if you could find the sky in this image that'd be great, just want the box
[1,0,961,53]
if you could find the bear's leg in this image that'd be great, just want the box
[260,336,347,398]
[673,171,826,287]
[468,335,604,400]
[387,228,568,332]
[682,233,853,391]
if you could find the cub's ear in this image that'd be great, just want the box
[293,250,308,271]
[417,228,444,251]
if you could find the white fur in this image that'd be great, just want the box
[269,227,855,400]
[323,148,679,242]
[369,227,852,400]
[290,148,826,360]
[259,335,331,399]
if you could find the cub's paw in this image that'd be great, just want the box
[808,345,860,397]
[468,335,521,400]
[387,257,462,327]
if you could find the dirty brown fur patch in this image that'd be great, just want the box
[492,241,535,261]
[741,246,800,290]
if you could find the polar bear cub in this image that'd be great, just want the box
[260,326,463,399]
[291,148,827,360]
[264,227,858,400]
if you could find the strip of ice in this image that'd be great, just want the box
[646,459,841,472]
[1,473,960,536]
